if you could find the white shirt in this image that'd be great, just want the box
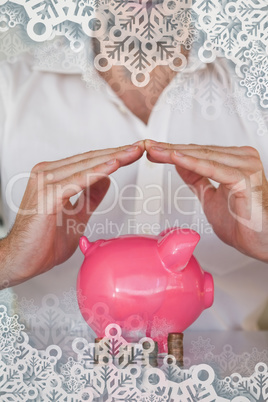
[0,53,268,332]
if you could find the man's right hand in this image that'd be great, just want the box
[0,142,145,288]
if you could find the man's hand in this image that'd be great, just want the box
[145,140,268,263]
[0,142,145,288]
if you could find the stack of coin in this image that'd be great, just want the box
[167,333,184,367]
[94,337,103,364]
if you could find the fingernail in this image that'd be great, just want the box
[106,159,117,165]
[152,146,165,151]
[125,146,138,152]
[174,151,185,157]
[132,140,144,146]
[146,139,157,145]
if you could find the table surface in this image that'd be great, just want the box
[184,330,268,355]
[162,330,268,376]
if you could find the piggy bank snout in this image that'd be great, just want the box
[203,272,214,309]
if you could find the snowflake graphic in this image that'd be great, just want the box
[23,294,87,358]
[231,362,268,401]
[150,316,174,339]
[1,0,198,87]
[91,0,197,86]
[240,347,268,377]
[0,24,31,63]
[247,107,268,137]
[82,63,106,90]
[195,0,268,108]
[33,40,65,70]
[54,20,88,52]
[0,288,17,311]
[0,302,267,400]
[23,351,55,394]
[190,336,215,361]
[224,83,254,117]
[0,335,21,366]
[0,0,267,109]
[61,287,87,313]
[166,82,194,112]
[60,356,86,393]
[17,297,39,323]
[0,2,28,28]
[0,305,25,342]
[209,344,250,378]
[214,377,239,399]
[0,365,29,401]
[140,394,168,401]
[241,62,268,108]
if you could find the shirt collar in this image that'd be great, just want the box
[30,36,208,76]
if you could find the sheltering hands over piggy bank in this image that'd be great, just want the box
[77,228,214,353]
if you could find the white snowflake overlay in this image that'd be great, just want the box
[0,296,268,401]
[0,0,267,108]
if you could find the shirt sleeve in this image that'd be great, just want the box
[0,61,11,234]
[0,67,6,161]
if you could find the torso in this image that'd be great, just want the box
[1,57,268,331]
[98,65,177,124]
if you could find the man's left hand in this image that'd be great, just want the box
[145,140,268,263]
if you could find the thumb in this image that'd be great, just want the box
[175,165,215,204]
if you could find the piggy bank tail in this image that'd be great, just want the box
[157,228,200,272]
[79,236,92,255]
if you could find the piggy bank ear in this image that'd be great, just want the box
[159,227,178,237]
[79,236,91,255]
[157,228,200,272]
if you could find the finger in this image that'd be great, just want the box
[146,147,174,164]
[170,151,244,187]
[149,147,261,170]
[73,177,111,223]
[50,159,120,203]
[37,141,145,172]
[43,146,143,182]
[175,165,216,203]
[145,140,258,157]
[147,148,216,203]
[146,152,167,164]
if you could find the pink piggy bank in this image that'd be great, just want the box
[77,228,214,353]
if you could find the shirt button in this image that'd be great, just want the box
[146,159,155,168]
[118,104,127,114]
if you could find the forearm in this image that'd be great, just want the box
[0,233,37,289]
[0,236,17,289]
